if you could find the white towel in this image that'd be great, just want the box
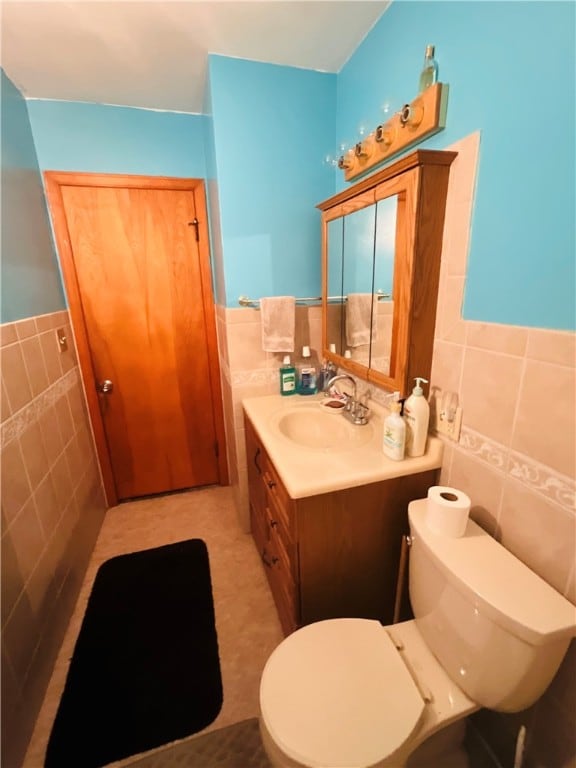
[346,293,377,348]
[260,296,296,352]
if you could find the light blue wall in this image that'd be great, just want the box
[1,70,65,322]
[17,1,574,328]
[337,1,575,330]
[202,65,226,305]
[26,100,208,178]
[208,55,336,306]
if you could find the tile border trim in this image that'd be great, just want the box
[507,450,575,511]
[231,368,276,387]
[1,368,79,449]
[458,425,575,513]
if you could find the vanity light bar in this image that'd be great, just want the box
[341,82,449,182]
[238,291,391,308]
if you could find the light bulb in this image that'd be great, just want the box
[381,100,393,116]
[381,98,400,118]
[323,153,338,168]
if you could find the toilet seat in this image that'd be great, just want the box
[260,618,426,768]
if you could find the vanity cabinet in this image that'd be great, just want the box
[245,414,438,636]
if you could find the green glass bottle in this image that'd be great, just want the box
[418,45,438,93]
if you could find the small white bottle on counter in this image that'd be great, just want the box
[404,377,430,457]
[382,392,406,461]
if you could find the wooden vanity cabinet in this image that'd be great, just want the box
[245,415,438,636]
[246,416,298,634]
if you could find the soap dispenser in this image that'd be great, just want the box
[404,377,430,457]
[382,392,406,461]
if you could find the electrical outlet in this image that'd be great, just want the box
[435,405,462,442]
[431,391,463,442]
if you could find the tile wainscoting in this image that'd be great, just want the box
[1,310,107,768]
[431,325,575,768]
[216,301,323,533]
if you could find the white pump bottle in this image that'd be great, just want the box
[404,377,430,457]
[382,391,406,461]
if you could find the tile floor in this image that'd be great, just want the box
[22,483,496,768]
[23,485,283,768]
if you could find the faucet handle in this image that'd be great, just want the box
[352,401,370,425]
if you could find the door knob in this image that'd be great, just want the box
[97,379,113,394]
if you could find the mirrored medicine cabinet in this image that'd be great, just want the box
[317,148,457,398]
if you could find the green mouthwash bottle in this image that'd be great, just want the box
[279,355,296,396]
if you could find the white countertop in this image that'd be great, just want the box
[242,393,443,499]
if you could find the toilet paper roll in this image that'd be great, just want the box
[426,486,471,538]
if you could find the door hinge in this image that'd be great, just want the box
[188,218,199,241]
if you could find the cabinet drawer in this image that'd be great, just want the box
[262,502,298,632]
[269,563,297,635]
[250,499,269,557]
[271,518,293,582]
[262,460,293,536]
[267,492,294,562]
[265,540,297,634]
[260,542,297,630]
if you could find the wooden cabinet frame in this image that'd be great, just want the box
[318,149,457,398]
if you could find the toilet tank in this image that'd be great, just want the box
[407,499,576,712]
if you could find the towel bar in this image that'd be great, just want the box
[238,291,391,308]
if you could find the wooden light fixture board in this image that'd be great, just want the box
[343,82,449,182]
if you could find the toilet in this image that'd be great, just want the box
[259,498,576,768]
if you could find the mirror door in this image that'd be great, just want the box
[322,182,402,381]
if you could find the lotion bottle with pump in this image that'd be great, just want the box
[382,392,406,461]
[404,377,430,457]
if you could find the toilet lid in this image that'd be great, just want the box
[260,619,425,768]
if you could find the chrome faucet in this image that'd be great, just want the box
[325,374,369,426]
[326,374,356,402]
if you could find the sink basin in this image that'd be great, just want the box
[273,405,374,451]
[243,393,444,498]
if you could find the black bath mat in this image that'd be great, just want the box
[45,539,223,768]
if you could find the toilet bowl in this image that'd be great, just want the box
[259,498,576,768]
[260,618,476,767]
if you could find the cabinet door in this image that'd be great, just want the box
[319,149,456,397]
[263,455,298,634]
[264,502,298,635]
[244,416,298,635]
[296,471,437,625]
[244,417,268,555]
[262,456,295,570]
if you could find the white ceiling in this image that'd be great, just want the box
[1,1,389,113]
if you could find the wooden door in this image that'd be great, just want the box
[45,174,227,503]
